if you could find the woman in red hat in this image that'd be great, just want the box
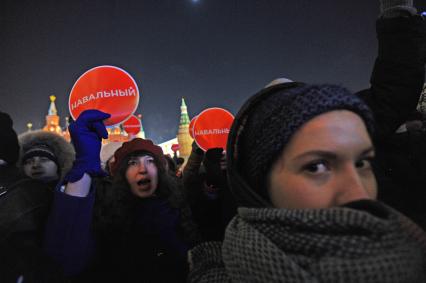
[44,110,199,283]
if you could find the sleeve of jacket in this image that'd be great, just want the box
[357,15,426,142]
[183,147,204,205]
[43,185,96,277]
[0,179,64,282]
[188,242,231,283]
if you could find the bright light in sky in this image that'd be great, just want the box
[191,0,199,3]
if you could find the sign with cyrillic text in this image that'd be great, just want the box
[193,108,234,151]
[123,115,141,136]
[69,65,139,126]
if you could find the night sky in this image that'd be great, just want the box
[1,1,425,143]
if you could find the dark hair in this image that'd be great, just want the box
[164,154,177,174]
[116,151,175,199]
[93,151,184,233]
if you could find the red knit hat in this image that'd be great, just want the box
[109,138,165,176]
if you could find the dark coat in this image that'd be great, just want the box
[356,16,426,229]
[44,176,200,283]
[183,148,236,242]
[374,129,426,228]
[90,177,199,283]
[0,165,64,283]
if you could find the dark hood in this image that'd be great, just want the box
[226,82,304,208]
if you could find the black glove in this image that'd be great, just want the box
[203,148,227,188]
[192,141,204,156]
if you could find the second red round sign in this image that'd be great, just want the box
[193,108,234,151]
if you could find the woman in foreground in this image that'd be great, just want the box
[188,83,426,282]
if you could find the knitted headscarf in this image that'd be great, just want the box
[227,83,375,207]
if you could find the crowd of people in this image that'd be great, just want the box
[1,0,426,282]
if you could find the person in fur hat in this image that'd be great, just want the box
[18,130,75,188]
[0,111,64,283]
[44,114,200,282]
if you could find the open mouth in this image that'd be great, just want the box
[137,178,151,187]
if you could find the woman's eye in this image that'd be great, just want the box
[303,161,329,174]
[355,157,374,169]
[146,158,155,164]
[128,160,138,166]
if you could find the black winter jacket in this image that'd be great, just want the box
[356,16,426,229]
[0,165,64,283]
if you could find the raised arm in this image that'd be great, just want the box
[357,0,426,142]
[43,110,110,277]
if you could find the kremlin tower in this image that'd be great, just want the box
[176,98,193,158]
[136,114,146,139]
[63,116,71,141]
[42,95,63,134]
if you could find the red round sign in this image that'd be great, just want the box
[123,115,141,136]
[193,108,234,151]
[189,116,197,139]
[69,65,139,126]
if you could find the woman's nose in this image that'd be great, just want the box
[334,166,371,206]
[137,162,147,174]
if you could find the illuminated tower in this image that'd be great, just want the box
[63,116,71,142]
[43,95,62,134]
[177,98,193,158]
[136,114,146,139]
[26,123,33,132]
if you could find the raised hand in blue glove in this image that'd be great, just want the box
[64,110,111,183]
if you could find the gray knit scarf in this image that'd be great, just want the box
[189,202,426,282]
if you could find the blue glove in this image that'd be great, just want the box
[64,110,111,183]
